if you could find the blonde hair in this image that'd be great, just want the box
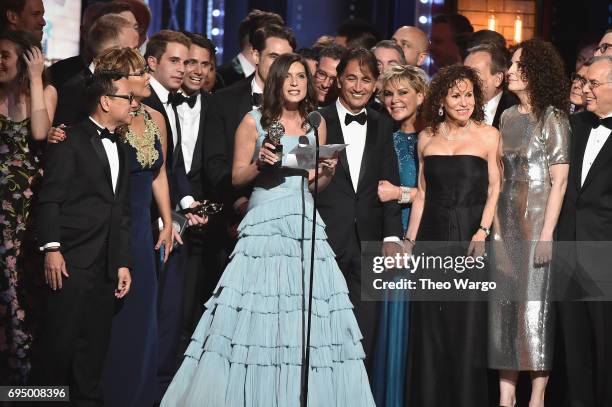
[379,64,428,97]
[94,47,145,76]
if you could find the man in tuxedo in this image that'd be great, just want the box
[391,25,429,67]
[52,14,139,127]
[557,55,612,407]
[313,44,345,107]
[172,32,226,357]
[49,1,139,90]
[35,72,135,405]
[464,43,517,129]
[1,0,45,41]
[142,30,208,398]
[317,48,403,371]
[203,24,295,239]
[217,9,284,87]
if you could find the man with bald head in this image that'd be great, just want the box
[557,55,612,407]
[391,25,429,67]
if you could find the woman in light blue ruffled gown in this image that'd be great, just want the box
[161,53,375,407]
[373,65,428,407]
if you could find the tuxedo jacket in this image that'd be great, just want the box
[37,119,132,279]
[492,91,519,129]
[53,68,91,127]
[142,89,192,206]
[317,104,403,259]
[558,111,612,241]
[217,55,246,88]
[185,90,214,200]
[49,54,88,90]
[202,76,254,206]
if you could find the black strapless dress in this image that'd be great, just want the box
[406,155,490,407]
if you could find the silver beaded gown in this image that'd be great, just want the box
[488,105,570,371]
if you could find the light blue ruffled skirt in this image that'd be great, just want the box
[161,187,375,407]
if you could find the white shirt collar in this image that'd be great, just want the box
[335,98,367,121]
[149,76,171,105]
[88,62,95,73]
[89,116,105,131]
[237,52,256,77]
[484,92,503,125]
[251,77,263,94]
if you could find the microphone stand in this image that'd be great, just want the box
[300,115,320,407]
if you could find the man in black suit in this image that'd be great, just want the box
[52,14,139,127]
[203,24,295,238]
[464,43,517,129]
[557,55,612,407]
[317,48,403,371]
[217,9,284,87]
[142,30,208,399]
[35,72,135,405]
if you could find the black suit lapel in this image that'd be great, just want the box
[492,91,518,129]
[581,128,612,191]
[574,118,590,190]
[87,122,113,194]
[115,141,126,198]
[189,91,208,176]
[356,111,377,193]
[237,79,252,124]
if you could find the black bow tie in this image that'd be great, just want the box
[251,92,262,107]
[99,127,118,143]
[592,115,612,130]
[169,92,198,108]
[345,111,367,126]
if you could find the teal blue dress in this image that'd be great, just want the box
[161,110,375,407]
[372,130,418,407]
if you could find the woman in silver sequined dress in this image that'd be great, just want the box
[488,39,571,407]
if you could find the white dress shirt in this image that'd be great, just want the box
[237,52,255,78]
[336,99,367,192]
[149,76,179,147]
[581,114,612,185]
[41,117,119,250]
[484,92,502,126]
[176,92,201,173]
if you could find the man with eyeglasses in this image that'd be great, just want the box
[34,71,136,405]
[313,43,346,106]
[557,55,612,407]
[594,29,612,57]
[570,66,588,113]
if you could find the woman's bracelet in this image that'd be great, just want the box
[398,186,412,204]
[403,237,416,246]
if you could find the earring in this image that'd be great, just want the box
[438,106,444,116]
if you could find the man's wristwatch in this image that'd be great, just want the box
[478,225,491,236]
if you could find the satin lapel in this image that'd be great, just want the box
[88,126,113,194]
[574,119,590,190]
[114,141,126,198]
[356,113,377,193]
[581,129,612,191]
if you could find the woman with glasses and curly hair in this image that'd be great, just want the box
[404,64,501,407]
[488,38,571,407]
[0,29,55,384]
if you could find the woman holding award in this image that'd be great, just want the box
[161,53,375,406]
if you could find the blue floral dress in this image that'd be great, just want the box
[0,115,44,384]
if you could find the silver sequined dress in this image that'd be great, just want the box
[488,105,570,371]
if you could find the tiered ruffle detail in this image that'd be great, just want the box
[161,192,374,407]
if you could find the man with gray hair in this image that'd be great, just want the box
[463,43,517,128]
[372,39,406,73]
[557,55,612,407]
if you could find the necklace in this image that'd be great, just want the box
[440,120,472,141]
[123,107,160,168]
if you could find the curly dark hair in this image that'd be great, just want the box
[512,38,570,120]
[422,64,485,133]
[260,53,317,130]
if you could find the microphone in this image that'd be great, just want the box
[307,111,322,129]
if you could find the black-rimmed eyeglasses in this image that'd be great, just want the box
[107,93,135,103]
[127,66,151,77]
[595,43,612,55]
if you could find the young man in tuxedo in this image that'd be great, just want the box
[464,43,518,129]
[142,30,208,399]
[217,9,284,87]
[557,55,612,407]
[35,72,135,405]
[317,48,403,371]
[52,14,139,127]
[203,24,295,241]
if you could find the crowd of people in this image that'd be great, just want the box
[1,0,612,406]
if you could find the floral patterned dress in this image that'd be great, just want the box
[0,114,44,384]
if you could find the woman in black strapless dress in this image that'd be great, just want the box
[404,65,502,407]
